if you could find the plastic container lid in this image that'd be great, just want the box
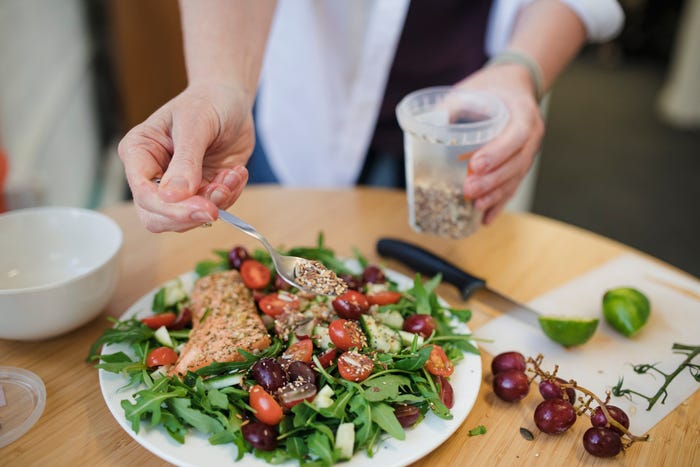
[0,367,46,448]
[396,86,508,146]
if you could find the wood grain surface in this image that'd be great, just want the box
[1,186,697,466]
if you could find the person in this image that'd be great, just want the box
[118,0,624,233]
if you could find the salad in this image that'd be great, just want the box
[89,235,478,466]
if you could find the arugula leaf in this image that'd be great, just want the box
[87,318,154,362]
[121,381,188,433]
[195,259,228,277]
[169,398,225,434]
[194,339,284,376]
[370,402,405,440]
[307,430,335,466]
[393,346,432,371]
[362,375,411,402]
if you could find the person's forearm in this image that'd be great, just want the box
[179,0,276,105]
[505,0,587,93]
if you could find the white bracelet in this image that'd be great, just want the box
[486,50,545,102]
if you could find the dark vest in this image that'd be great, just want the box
[370,0,493,158]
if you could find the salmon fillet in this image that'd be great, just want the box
[171,270,271,376]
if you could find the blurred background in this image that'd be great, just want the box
[0,0,698,277]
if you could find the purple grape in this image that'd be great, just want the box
[242,420,278,451]
[493,369,530,402]
[534,399,577,434]
[228,246,250,270]
[491,352,526,375]
[583,427,623,458]
[338,273,363,291]
[251,358,287,392]
[287,361,317,386]
[362,265,386,284]
[394,404,421,428]
[590,405,630,435]
[538,377,576,403]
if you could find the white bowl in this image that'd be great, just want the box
[0,207,123,340]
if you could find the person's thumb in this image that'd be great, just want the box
[158,112,212,202]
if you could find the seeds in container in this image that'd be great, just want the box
[412,178,481,238]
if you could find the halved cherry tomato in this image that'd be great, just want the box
[337,351,374,382]
[424,345,454,377]
[240,259,271,289]
[367,291,402,306]
[141,312,176,330]
[249,385,284,425]
[282,338,313,363]
[328,319,367,351]
[436,375,454,409]
[315,348,338,368]
[332,290,370,320]
[146,346,178,367]
[168,307,192,330]
[258,292,300,317]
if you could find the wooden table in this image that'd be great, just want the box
[2,186,698,466]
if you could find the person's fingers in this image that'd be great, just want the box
[469,98,542,175]
[159,104,219,203]
[198,166,249,209]
[482,198,509,226]
[473,176,521,214]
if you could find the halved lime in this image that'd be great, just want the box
[602,287,650,337]
[538,316,599,347]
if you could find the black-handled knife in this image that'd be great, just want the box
[376,238,540,327]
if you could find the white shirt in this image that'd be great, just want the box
[257,0,624,187]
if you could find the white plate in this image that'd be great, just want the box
[99,267,482,467]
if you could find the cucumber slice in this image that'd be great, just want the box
[312,325,332,350]
[154,325,174,348]
[360,315,401,353]
[204,373,243,390]
[335,422,355,460]
[398,330,424,348]
[375,309,404,329]
[313,384,335,409]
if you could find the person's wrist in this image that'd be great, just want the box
[486,50,544,102]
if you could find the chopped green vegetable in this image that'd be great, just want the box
[468,424,487,436]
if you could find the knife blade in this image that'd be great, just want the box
[376,237,540,328]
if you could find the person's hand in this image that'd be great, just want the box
[455,63,545,225]
[118,83,255,232]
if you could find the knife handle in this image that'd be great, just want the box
[376,238,485,300]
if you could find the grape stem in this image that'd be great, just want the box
[527,355,650,447]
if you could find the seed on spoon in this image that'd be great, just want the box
[294,259,348,296]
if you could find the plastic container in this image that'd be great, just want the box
[396,87,508,238]
[0,367,46,447]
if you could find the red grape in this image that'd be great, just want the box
[534,399,577,434]
[242,420,278,451]
[590,405,630,435]
[228,246,250,270]
[394,404,421,428]
[251,358,287,392]
[583,427,623,458]
[493,369,530,402]
[491,351,526,375]
[402,314,437,338]
[362,265,386,284]
[538,377,576,403]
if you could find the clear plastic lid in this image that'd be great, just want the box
[0,367,46,448]
[396,86,508,146]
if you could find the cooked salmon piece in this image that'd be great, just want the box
[171,270,271,376]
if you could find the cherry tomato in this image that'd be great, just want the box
[367,291,402,306]
[240,259,271,289]
[337,351,374,382]
[315,348,338,368]
[402,314,437,339]
[141,312,176,330]
[249,385,284,425]
[146,346,178,367]
[283,339,314,363]
[332,290,370,320]
[168,307,192,330]
[328,319,367,351]
[258,293,300,317]
[436,375,454,409]
[425,345,454,377]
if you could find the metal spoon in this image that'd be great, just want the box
[217,209,346,296]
